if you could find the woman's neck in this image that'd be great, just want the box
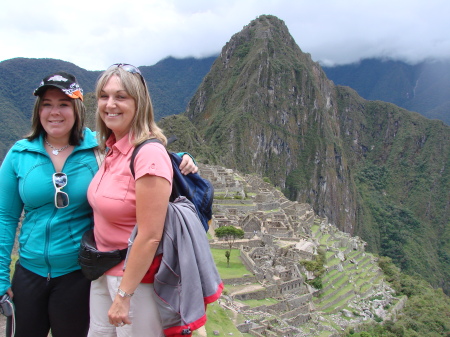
[45,135,70,147]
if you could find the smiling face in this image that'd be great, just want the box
[39,88,76,143]
[97,75,136,141]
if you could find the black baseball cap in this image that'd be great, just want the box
[34,71,84,101]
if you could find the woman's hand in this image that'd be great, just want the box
[179,154,198,175]
[108,295,132,327]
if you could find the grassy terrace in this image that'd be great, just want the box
[322,269,340,284]
[311,222,386,316]
[319,233,331,245]
[211,248,249,279]
[240,297,279,308]
[310,223,321,237]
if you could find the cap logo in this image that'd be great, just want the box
[62,83,83,99]
[47,75,69,82]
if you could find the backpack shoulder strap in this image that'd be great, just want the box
[129,138,162,179]
[129,137,183,202]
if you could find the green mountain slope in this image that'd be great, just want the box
[323,58,450,125]
[183,15,450,293]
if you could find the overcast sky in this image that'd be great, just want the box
[1,0,449,71]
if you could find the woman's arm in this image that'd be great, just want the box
[107,174,171,326]
[0,149,23,297]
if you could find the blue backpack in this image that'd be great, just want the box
[129,137,214,232]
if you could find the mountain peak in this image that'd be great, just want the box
[186,14,334,173]
[219,15,312,71]
[186,14,331,128]
[228,15,296,49]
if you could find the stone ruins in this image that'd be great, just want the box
[200,164,404,337]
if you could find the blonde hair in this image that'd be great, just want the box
[26,92,86,144]
[94,66,166,151]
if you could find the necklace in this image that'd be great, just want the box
[45,138,70,156]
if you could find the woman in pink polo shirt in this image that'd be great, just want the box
[87,64,175,337]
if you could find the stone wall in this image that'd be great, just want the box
[280,304,311,319]
[233,289,269,301]
[239,247,256,273]
[252,300,290,314]
[288,293,313,307]
[279,278,306,295]
[221,276,258,286]
[285,313,311,327]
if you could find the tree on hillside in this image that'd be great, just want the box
[215,226,245,267]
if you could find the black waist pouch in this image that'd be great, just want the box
[78,229,127,281]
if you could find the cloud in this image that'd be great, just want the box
[1,0,449,70]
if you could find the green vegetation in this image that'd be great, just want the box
[351,113,450,292]
[211,248,249,278]
[301,248,326,289]
[240,297,278,308]
[198,302,247,337]
[215,226,245,266]
[344,257,450,337]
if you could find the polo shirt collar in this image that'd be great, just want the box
[106,133,134,155]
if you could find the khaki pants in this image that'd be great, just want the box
[88,275,163,337]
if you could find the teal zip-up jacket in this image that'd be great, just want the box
[0,128,99,294]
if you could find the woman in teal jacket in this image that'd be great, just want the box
[0,72,98,337]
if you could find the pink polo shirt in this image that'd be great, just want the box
[87,134,172,280]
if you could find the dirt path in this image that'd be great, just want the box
[0,315,6,335]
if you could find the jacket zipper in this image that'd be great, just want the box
[45,197,58,281]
